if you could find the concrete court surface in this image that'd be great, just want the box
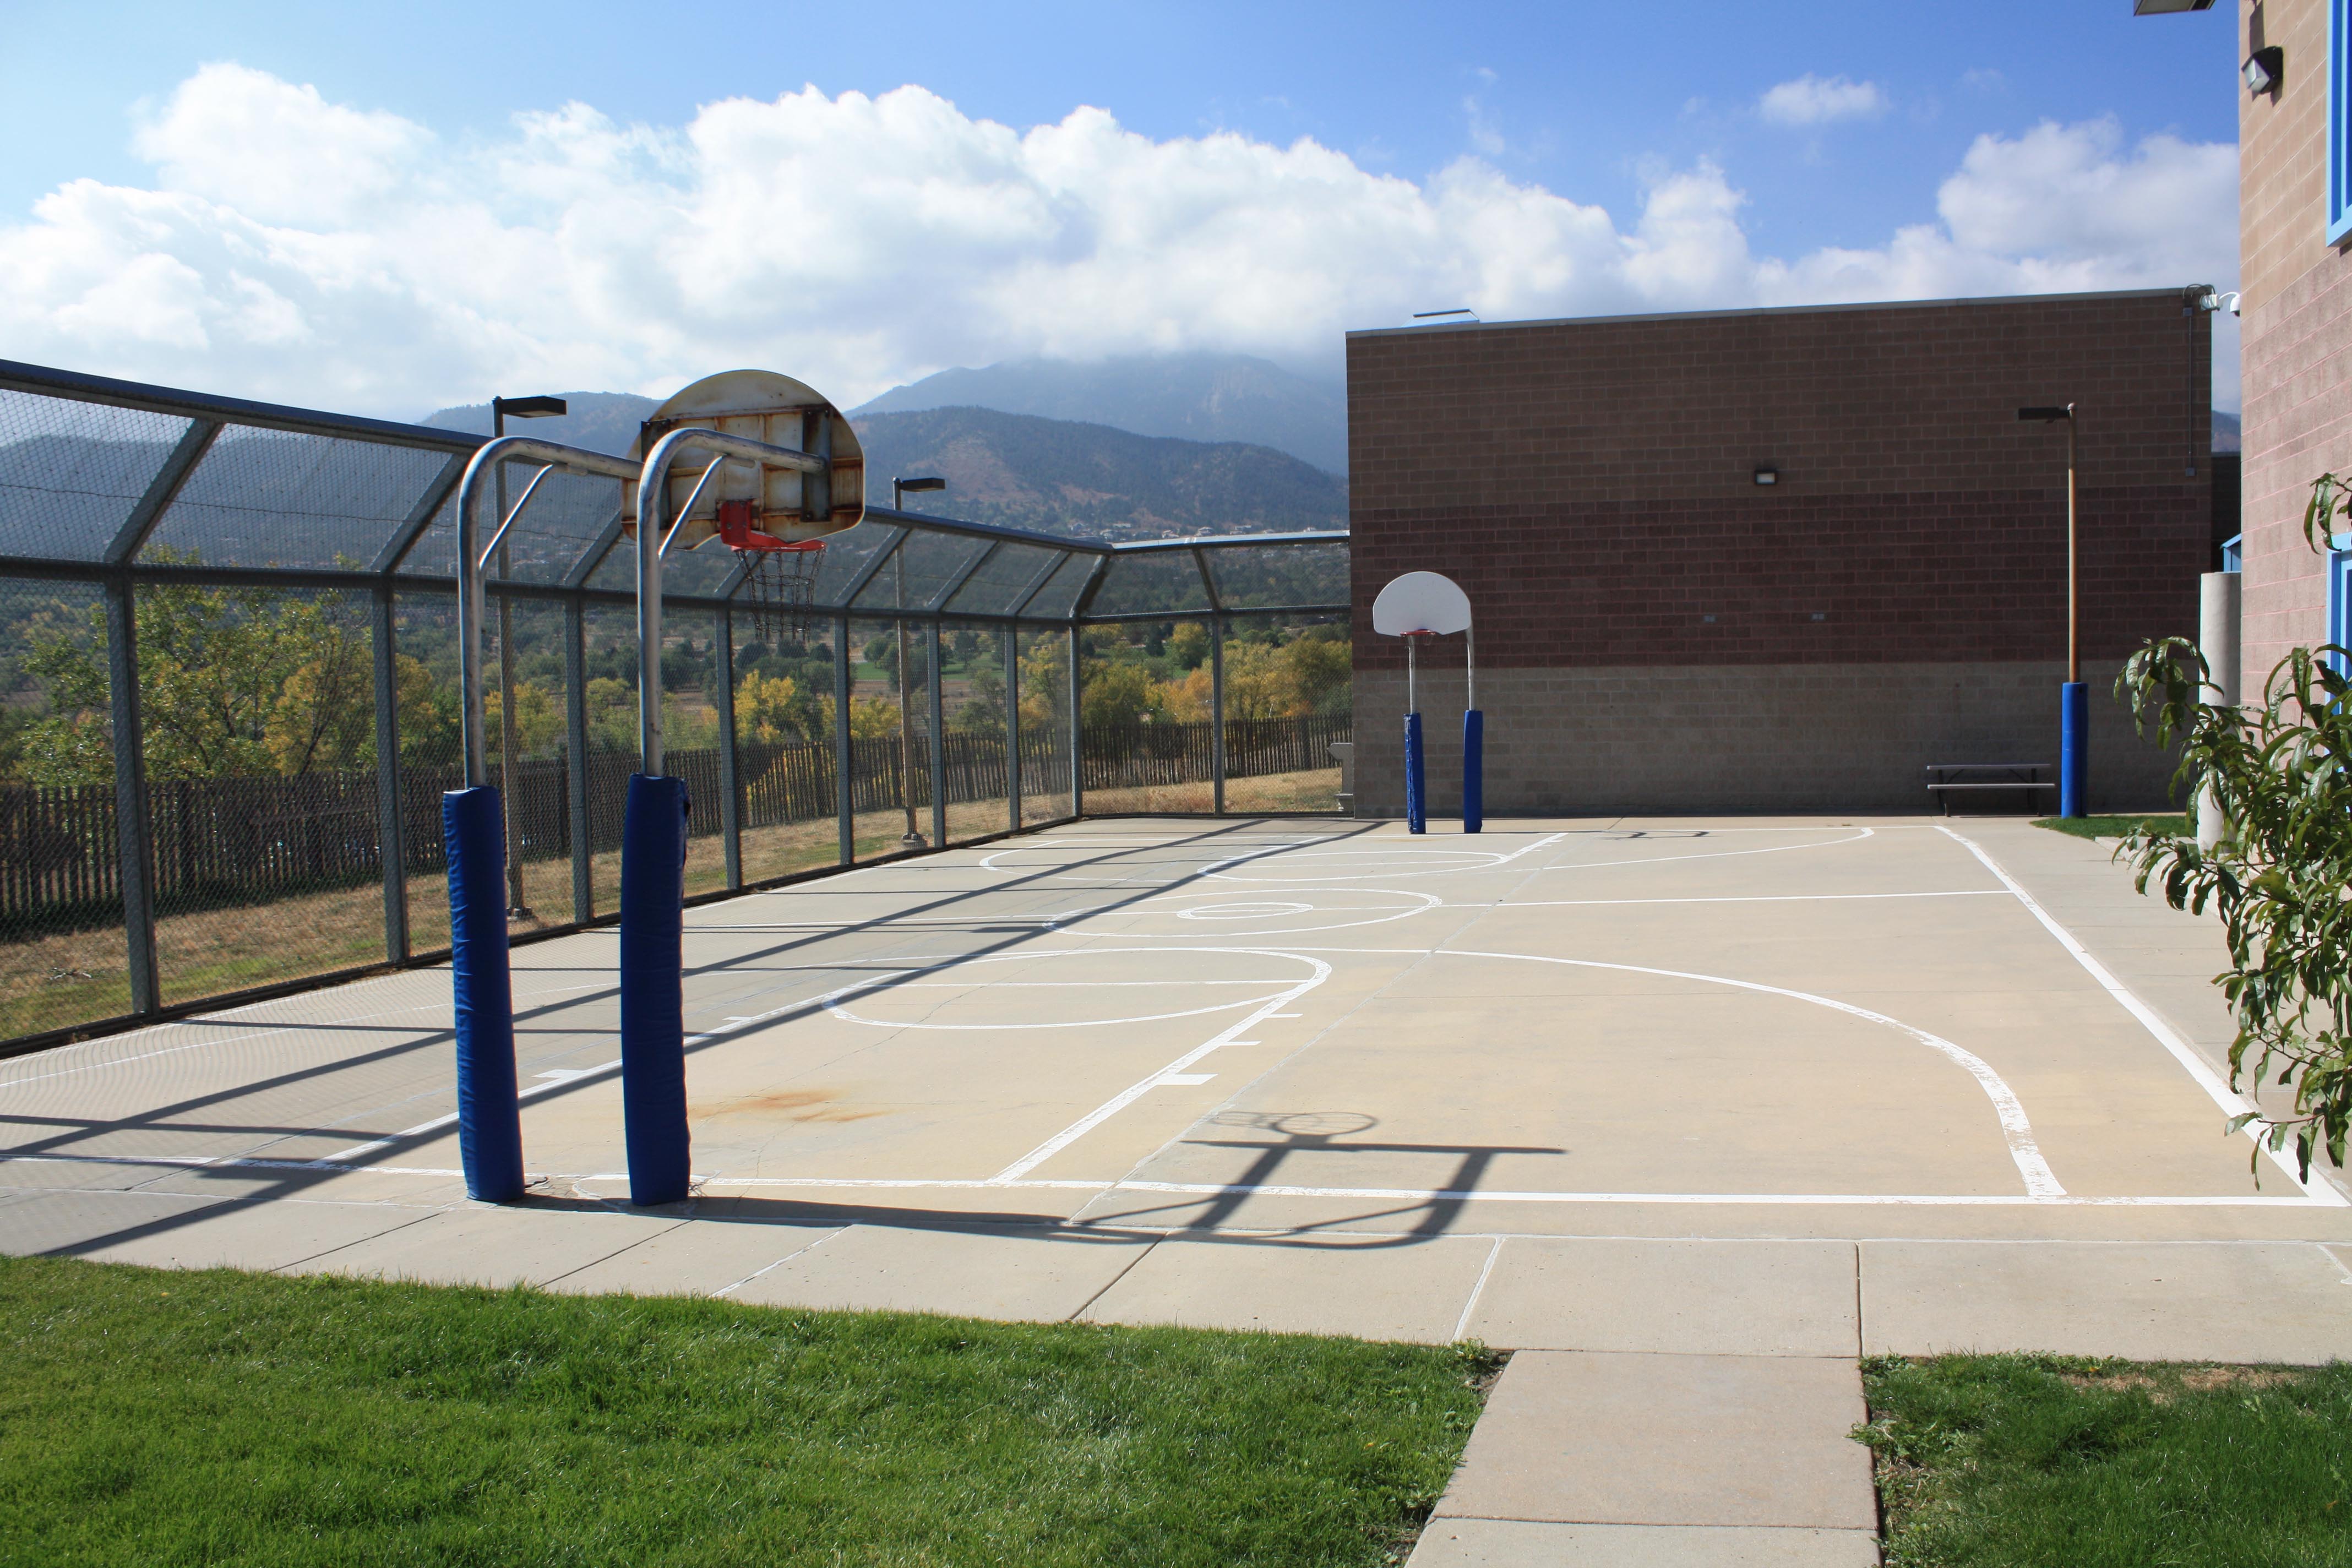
[6,813,2351,1565]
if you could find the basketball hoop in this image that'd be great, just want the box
[720,498,823,644]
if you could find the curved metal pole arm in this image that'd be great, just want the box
[634,426,831,776]
[454,435,641,788]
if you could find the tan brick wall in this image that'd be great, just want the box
[1353,664,2181,818]
[2241,0,2352,676]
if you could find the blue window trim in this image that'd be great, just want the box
[2330,550,2352,674]
[2221,532,2243,573]
[2334,0,2352,243]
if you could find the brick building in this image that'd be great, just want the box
[2237,0,2352,677]
[1345,290,2213,815]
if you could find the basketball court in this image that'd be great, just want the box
[8,813,2352,1293]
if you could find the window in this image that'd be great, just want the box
[2334,0,2352,241]
[2221,532,2243,572]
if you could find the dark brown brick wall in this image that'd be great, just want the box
[1347,292,2213,675]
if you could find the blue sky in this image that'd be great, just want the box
[0,0,2245,415]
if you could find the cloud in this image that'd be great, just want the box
[1758,74,1891,127]
[0,68,2242,417]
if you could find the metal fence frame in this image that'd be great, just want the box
[0,358,1350,1051]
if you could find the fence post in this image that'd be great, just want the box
[562,598,591,920]
[104,577,160,1014]
[1066,624,1082,818]
[1005,628,1021,832]
[834,613,854,864]
[1210,616,1227,815]
[716,602,742,890]
[927,620,947,848]
[371,580,409,962]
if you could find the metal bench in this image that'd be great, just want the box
[1924,763,2056,816]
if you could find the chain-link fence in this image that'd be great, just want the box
[0,358,1351,1056]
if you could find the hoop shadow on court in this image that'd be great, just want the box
[1078,1111,1563,1249]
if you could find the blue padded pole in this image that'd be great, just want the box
[444,786,523,1202]
[2058,682,2088,819]
[1404,711,1426,835]
[619,772,692,1205]
[1462,709,1484,834]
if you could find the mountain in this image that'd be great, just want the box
[852,353,1348,475]
[2213,410,2241,453]
[420,392,657,456]
[853,407,1345,541]
[410,394,1346,544]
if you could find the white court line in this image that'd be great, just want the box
[1528,826,1875,874]
[8,1152,2337,1208]
[1454,1237,1505,1341]
[1437,946,2062,1197]
[1493,890,2008,908]
[1239,943,2065,1199]
[1203,831,1570,884]
[1938,826,2348,1206]
[318,1054,625,1162]
[575,1171,2335,1209]
[0,976,613,1091]
[315,963,912,1163]
[827,946,1320,1032]
[986,953,1335,1183]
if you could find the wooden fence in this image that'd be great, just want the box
[0,714,1345,937]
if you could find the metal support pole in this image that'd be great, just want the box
[1066,624,1082,817]
[927,620,948,848]
[834,613,854,863]
[895,552,923,849]
[636,475,668,775]
[1210,616,1227,814]
[1005,630,1022,831]
[564,598,591,919]
[716,602,742,889]
[494,445,529,917]
[2066,415,2079,686]
[104,576,159,1015]
[371,581,409,961]
[2060,408,2087,818]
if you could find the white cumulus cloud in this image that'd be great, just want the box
[0,67,2242,417]
[1758,74,1891,127]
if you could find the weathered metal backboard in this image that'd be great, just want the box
[623,369,867,551]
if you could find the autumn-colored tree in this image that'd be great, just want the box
[14,560,433,784]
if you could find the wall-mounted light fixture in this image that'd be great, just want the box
[2187,284,2242,318]
[1753,465,1778,486]
[2244,45,2283,95]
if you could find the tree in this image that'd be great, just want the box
[736,669,828,746]
[1167,622,1210,671]
[951,657,1006,734]
[17,560,388,782]
[1080,661,1168,729]
[2111,473,2352,1179]
[1280,634,1352,716]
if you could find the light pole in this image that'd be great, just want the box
[890,476,945,850]
[491,394,568,914]
[2018,403,2083,817]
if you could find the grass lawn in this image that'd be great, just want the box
[1859,1354,2352,1567]
[2029,813,2189,842]
[0,1255,1496,1567]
